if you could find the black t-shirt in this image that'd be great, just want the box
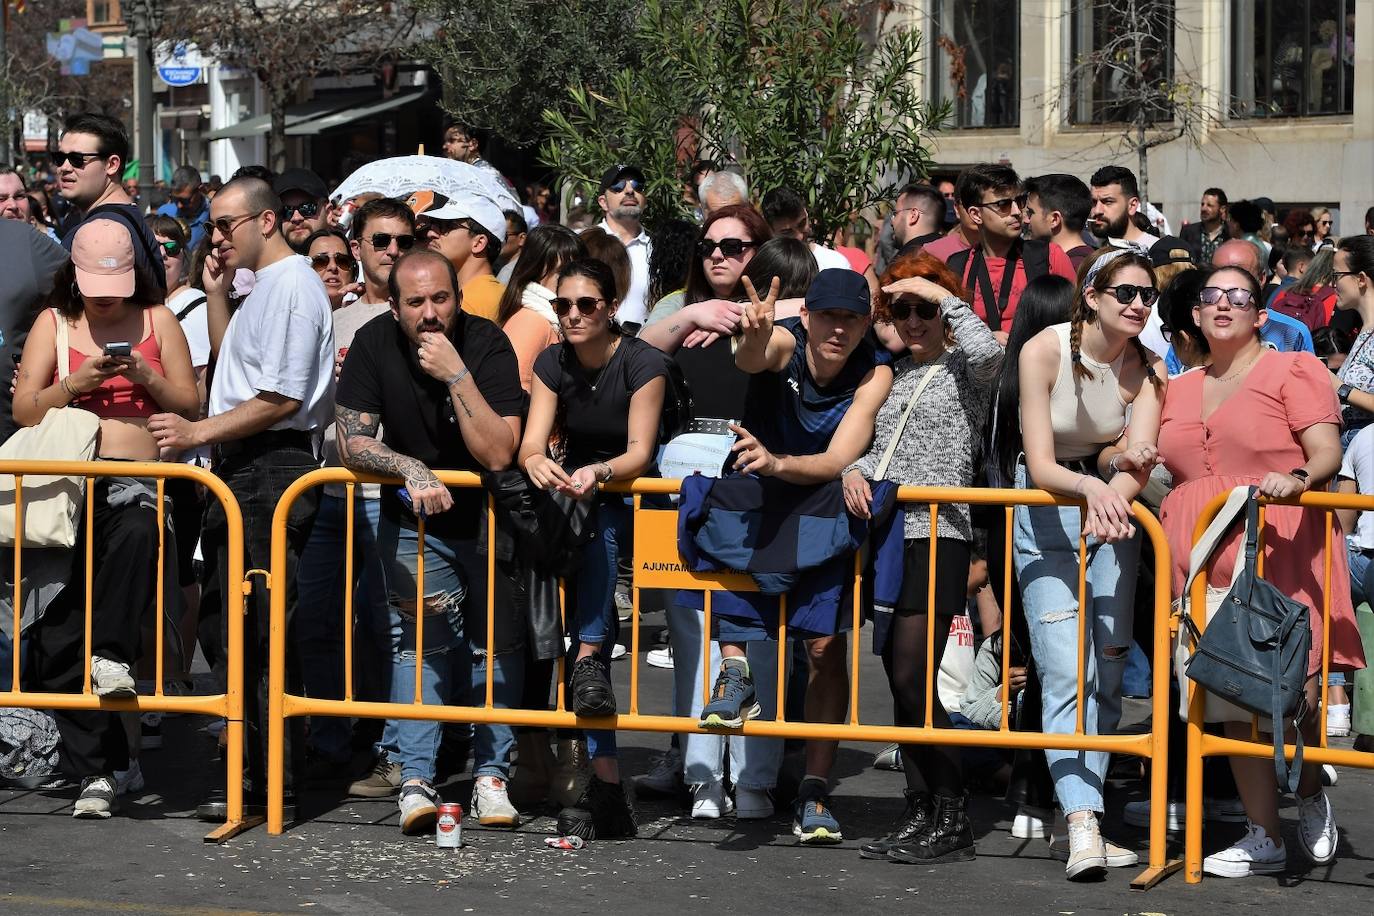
[532,335,669,470]
[335,310,525,539]
[673,337,748,421]
[64,203,168,300]
[0,222,68,445]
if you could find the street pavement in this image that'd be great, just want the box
[4,606,1374,915]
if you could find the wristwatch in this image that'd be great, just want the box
[1338,383,1354,404]
[1290,468,1310,487]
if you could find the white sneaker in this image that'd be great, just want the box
[636,748,681,794]
[1297,791,1338,864]
[113,759,145,796]
[1051,810,1138,868]
[735,786,773,820]
[1012,804,1052,839]
[73,775,117,818]
[471,775,520,827]
[1123,799,1183,832]
[611,643,628,660]
[397,780,440,835]
[691,781,735,819]
[1063,814,1107,880]
[1326,704,1352,737]
[646,646,674,669]
[615,587,634,622]
[91,656,136,698]
[1203,821,1286,877]
[1322,764,1339,787]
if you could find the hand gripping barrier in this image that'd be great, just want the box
[1184,490,1374,883]
[265,471,1179,888]
[0,460,248,842]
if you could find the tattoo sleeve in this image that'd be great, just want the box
[334,405,437,487]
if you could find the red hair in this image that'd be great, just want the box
[874,251,970,323]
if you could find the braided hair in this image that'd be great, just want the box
[1071,247,1161,389]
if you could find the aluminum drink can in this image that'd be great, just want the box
[436,803,463,848]
[544,835,586,850]
[338,347,349,361]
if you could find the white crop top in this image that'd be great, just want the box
[1047,322,1128,461]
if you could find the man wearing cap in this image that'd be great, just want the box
[275,167,333,254]
[147,175,334,821]
[697,268,892,843]
[596,165,652,331]
[156,165,211,251]
[412,189,508,324]
[442,123,517,197]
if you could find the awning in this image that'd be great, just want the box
[205,93,372,140]
[287,91,426,135]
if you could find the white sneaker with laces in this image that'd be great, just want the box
[397,780,440,835]
[91,656,136,698]
[1063,814,1107,880]
[1297,790,1337,864]
[735,786,773,820]
[691,780,735,819]
[1012,804,1052,839]
[1203,821,1286,877]
[73,775,117,818]
[646,646,674,669]
[471,775,520,827]
[636,748,681,794]
[113,759,144,796]
[1327,703,1351,737]
[611,643,628,660]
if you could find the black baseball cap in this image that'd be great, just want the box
[1253,196,1275,214]
[273,167,327,201]
[599,164,646,192]
[805,268,870,316]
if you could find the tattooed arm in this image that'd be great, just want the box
[336,404,454,516]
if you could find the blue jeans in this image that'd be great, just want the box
[1013,464,1140,816]
[1348,544,1373,610]
[574,498,631,759]
[667,600,784,789]
[294,493,387,762]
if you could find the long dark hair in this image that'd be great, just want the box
[647,218,699,306]
[742,237,817,299]
[496,224,584,326]
[991,274,1073,484]
[683,203,772,304]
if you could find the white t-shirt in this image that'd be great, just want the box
[167,287,210,369]
[810,243,853,273]
[1340,425,1374,550]
[323,299,393,499]
[209,255,335,434]
[598,219,652,327]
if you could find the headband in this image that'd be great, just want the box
[1083,241,1148,291]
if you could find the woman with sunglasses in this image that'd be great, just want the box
[1330,237,1374,446]
[642,203,772,330]
[1014,248,1165,880]
[1156,264,1362,877]
[518,257,668,839]
[306,228,358,311]
[496,225,586,392]
[840,251,1002,865]
[1313,208,1335,248]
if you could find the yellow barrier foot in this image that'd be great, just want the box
[1129,859,1184,890]
[203,815,264,844]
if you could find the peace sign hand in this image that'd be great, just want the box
[738,275,780,348]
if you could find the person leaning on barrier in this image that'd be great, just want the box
[1155,263,1364,878]
[13,218,198,819]
[1012,247,1165,881]
[332,248,524,834]
[840,251,1003,865]
[147,175,336,822]
[517,257,670,840]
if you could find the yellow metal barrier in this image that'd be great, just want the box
[1184,490,1374,883]
[265,471,1179,887]
[0,460,248,843]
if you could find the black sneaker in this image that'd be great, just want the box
[859,789,931,859]
[557,775,638,840]
[890,792,976,864]
[571,654,616,718]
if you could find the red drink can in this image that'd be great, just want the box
[338,347,349,361]
[436,802,463,848]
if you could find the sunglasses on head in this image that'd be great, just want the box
[52,150,107,169]
[608,179,642,194]
[978,193,1028,215]
[1198,286,1256,309]
[696,237,756,260]
[159,239,183,257]
[552,296,605,317]
[311,252,356,272]
[281,201,321,219]
[368,232,416,251]
[889,298,940,322]
[1100,283,1159,306]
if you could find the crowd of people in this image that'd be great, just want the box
[3,110,1374,883]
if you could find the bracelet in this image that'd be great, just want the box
[1073,474,1089,497]
[597,462,614,483]
[445,367,470,388]
[60,377,79,399]
[1107,453,1122,475]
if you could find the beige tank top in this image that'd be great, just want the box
[1047,322,1128,461]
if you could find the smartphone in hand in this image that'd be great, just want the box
[103,342,133,360]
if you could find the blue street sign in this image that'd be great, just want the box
[158,66,201,86]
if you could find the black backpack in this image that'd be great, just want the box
[947,239,1052,332]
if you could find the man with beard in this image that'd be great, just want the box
[334,248,524,834]
[596,164,652,331]
[1088,166,1160,250]
[275,168,332,254]
[1180,187,1230,266]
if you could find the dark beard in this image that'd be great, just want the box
[1093,212,1131,240]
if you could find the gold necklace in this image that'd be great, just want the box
[1208,348,1261,383]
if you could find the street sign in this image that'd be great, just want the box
[156,41,206,86]
[158,66,201,86]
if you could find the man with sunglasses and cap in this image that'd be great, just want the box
[156,165,210,250]
[275,167,333,254]
[412,189,508,324]
[596,164,652,332]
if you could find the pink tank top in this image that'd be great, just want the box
[54,311,165,419]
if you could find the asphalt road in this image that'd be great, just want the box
[4,608,1373,915]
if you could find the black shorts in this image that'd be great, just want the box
[895,537,972,617]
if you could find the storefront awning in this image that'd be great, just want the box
[205,93,372,140]
[287,91,426,135]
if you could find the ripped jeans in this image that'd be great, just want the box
[1013,463,1140,816]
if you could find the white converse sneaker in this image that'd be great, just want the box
[1297,790,1337,864]
[691,780,735,819]
[471,775,520,827]
[1063,813,1107,881]
[1203,821,1286,877]
[1326,703,1351,737]
[1011,804,1052,839]
[635,747,681,794]
[91,656,136,698]
[735,786,773,820]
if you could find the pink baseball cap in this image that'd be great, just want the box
[71,219,136,298]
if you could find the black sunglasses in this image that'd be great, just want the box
[608,179,643,194]
[552,296,605,317]
[889,298,940,322]
[696,237,756,260]
[978,193,1028,215]
[310,252,356,271]
[52,150,108,169]
[368,232,416,251]
[1198,286,1256,309]
[159,239,183,257]
[281,201,321,219]
[1101,283,1159,306]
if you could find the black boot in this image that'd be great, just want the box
[890,792,975,864]
[571,654,617,717]
[556,775,638,840]
[859,790,931,860]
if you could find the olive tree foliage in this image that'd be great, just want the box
[541,0,946,237]
[413,0,644,149]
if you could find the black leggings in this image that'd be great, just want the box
[881,609,964,797]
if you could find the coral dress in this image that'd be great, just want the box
[1158,351,1365,675]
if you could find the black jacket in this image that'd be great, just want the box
[1180,222,1230,265]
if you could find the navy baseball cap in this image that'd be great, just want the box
[804,268,870,315]
[599,164,646,192]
